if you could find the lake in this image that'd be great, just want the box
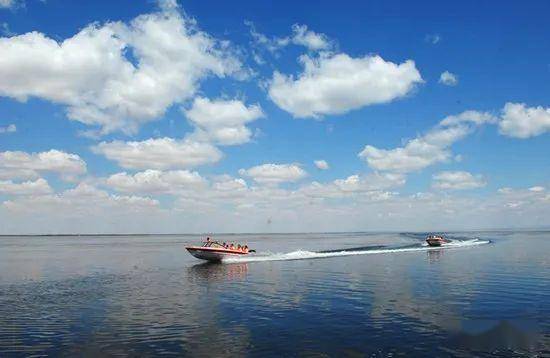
[0,231,548,356]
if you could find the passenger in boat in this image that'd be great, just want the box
[230,243,234,250]
[243,245,249,253]
[237,244,242,251]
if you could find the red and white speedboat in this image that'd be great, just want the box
[426,234,449,247]
[186,241,253,262]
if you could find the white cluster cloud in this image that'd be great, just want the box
[0,178,52,195]
[94,98,262,173]
[497,185,549,211]
[0,2,241,134]
[99,169,402,230]
[3,183,159,214]
[184,97,264,145]
[302,172,405,199]
[239,163,307,185]
[0,181,168,234]
[0,0,19,9]
[0,123,16,133]
[268,53,422,118]
[106,169,206,193]
[0,149,86,180]
[439,110,498,127]
[92,138,222,170]
[314,160,329,170]
[93,96,263,171]
[359,111,495,173]
[334,173,405,192]
[432,171,486,190]
[289,24,330,51]
[498,102,550,138]
[2,167,548,232]
[103,170,403,207]
[439,71,458,86]
[246,21,330,54]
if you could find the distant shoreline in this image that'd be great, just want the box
[1,228,549,237]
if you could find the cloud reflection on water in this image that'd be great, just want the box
[0,232,548,355]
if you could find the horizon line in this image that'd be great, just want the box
[1,227,549,237]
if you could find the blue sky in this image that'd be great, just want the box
[0,0,549,234]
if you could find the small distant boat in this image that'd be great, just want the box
[426,234,449,247]
[186,239,254,262]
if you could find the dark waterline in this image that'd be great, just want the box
[1,231,549,356]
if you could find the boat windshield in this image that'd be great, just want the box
[204,241,225,248]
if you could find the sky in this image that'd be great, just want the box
[0,0,549,234]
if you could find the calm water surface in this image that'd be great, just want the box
[1,232,549,356]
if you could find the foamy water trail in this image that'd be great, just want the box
[223,239,490,263]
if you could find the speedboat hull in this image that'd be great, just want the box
[426,236,448,247]
[186,246,248,262]
[426,238,443,247]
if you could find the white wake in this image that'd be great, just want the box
[222,239,490,263]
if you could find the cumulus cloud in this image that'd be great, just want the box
[290,24,330,51]
[0,178,52,195]
[184,97,264,145]
[202,176,249,200]
[0,2,241,134]
[170,175,252,214]
[108,171,403,214]
[359,111,495,173]
[0,123,16,133]
[169,171,405,220]
[439,110,498,127]
[245,21,330,54]
[106,169,206,194]
[432,171,486,190]
[300,172,405,199]
[314,160,329,170]
[359,126,467,173]
[268,53,422,118]
[334,173,405,192]
[439,71,458,86]
[92,137,222,170]
[3,183,159,214]
[497,185,549,211]
[239,163,307,185]
[498,102,550,138]
[1,173,548,233]
[0,182,168,234]
[0,149,86,180]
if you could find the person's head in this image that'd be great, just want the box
[207,237,210,241]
